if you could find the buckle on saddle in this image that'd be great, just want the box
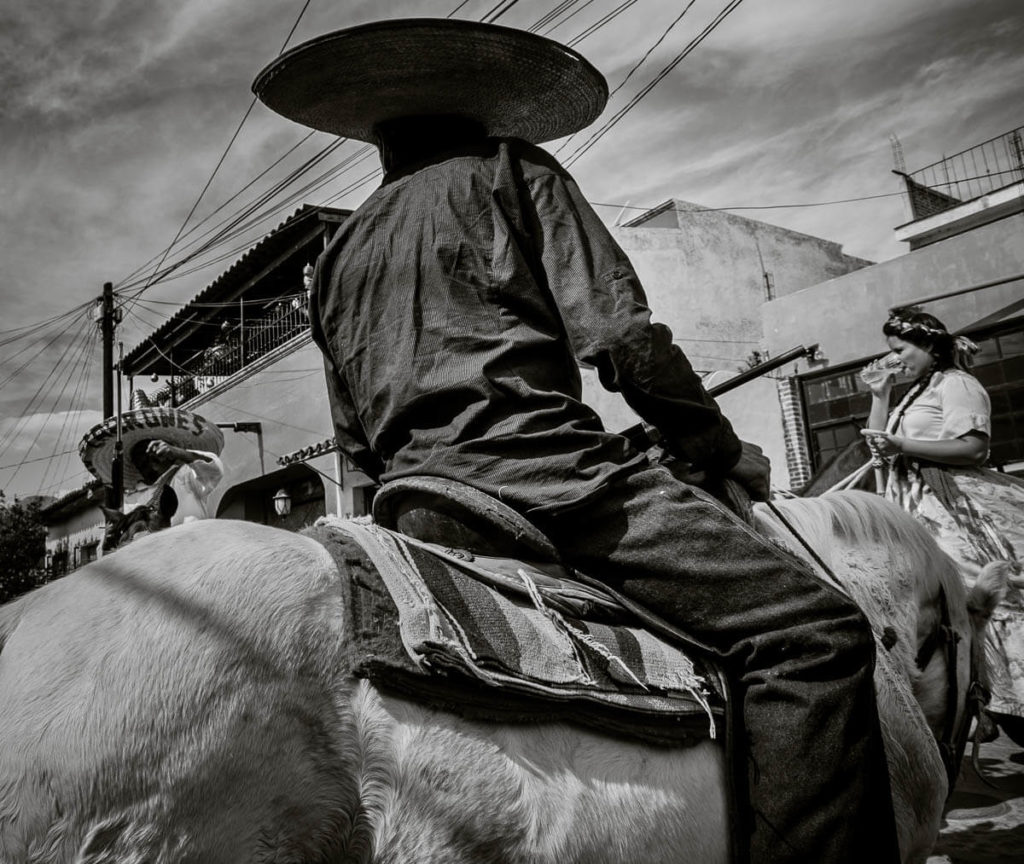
[372,476,561,562]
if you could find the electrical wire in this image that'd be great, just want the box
[116,138,354,299]
[564,0,748,168]
[534,1,592,34]
[113,0,592,302]
[123,0,316,307]
[0,449,78,472]
[566,0,639,46]
[447,0,475,17]
[554,0,696,159]
[35,332,98,492]
[589,190,907,215]
[0,301,93,346]
[116,139,368,299]
[39,328,97,483]
[0,307,90,395]
[125,0,744,305]
[0,321,96,479]
[482,0,522,23]
[115,131,319,291]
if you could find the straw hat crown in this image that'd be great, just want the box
[252,18,608,144]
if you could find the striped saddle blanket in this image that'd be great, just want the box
[308,517,726,746]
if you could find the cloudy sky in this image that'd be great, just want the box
[1,0,1021,498]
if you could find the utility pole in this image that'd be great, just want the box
[96,282,123,508]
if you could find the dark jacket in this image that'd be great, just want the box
[309,138,741,516]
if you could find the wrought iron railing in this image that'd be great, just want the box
[903,126,1024,220]
[177,297,310,400]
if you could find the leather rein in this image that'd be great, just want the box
[763,500,975,794]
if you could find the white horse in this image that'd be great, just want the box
[0,491,1006,864]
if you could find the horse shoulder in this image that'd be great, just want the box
[365,685,729,864]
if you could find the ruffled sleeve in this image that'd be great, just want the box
[939,372,991,439]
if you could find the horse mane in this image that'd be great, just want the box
[753,490,967,612]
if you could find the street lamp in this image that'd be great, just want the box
[272,488,292,517]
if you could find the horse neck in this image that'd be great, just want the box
[753,492,969,741]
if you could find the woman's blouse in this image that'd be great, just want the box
[888,369,991,442]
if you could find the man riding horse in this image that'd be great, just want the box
[254,18,900,863]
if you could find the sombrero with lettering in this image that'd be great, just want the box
[79,407,225,487]
[252,18,608,144]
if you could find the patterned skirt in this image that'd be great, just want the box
[885,461,1024,718]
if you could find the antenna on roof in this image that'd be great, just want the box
[889,133,910,220]
[889,133,905,174]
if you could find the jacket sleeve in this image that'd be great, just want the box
[308,261,386,482]
[525,168,741,474]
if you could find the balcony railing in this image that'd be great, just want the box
[902,126,1024,221]
[144,297,311,405]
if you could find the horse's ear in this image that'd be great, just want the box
[100,504,123,524]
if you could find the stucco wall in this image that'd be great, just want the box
[184,337,346,518]
[601,207,869,486]
[762,213,1024,369]
[611,204,869,372]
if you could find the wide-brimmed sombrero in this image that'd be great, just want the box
[252,18,608,144]
[79,407,225,487]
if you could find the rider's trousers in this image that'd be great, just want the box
[529,464,901,864]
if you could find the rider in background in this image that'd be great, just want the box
[862,307,1024,746]
[79,406,225,540]
[122,438,223,526]
[256,19,900,864]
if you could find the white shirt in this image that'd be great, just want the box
[889,369,991,442]
[123,451,224,526]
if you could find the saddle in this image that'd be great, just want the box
[307,476,730,747]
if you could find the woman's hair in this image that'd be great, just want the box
[883,306,983,434]
[882,307,957,370]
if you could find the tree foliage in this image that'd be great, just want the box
[0,493,48,604]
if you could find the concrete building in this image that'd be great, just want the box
[586,200,871,478]
[762,125,1024,488]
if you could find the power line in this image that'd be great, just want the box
[9,329,97,489]
[0,307,90,395]
[114,1,639,301]
[0,449,78,472]
[116,139,352,300]
[0,322,96,477]
[590,190,907,215]
[126,0,316,307]
[111,2,643,303]
[535,1,596,35]
[37,333,97,492]
[566,0,640,47]
[607,0,696,101]
[0,301,92,346]
[564,0,748,168]
[114,130,319,291]
[555,0,696,159]
[483,0,522,23]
